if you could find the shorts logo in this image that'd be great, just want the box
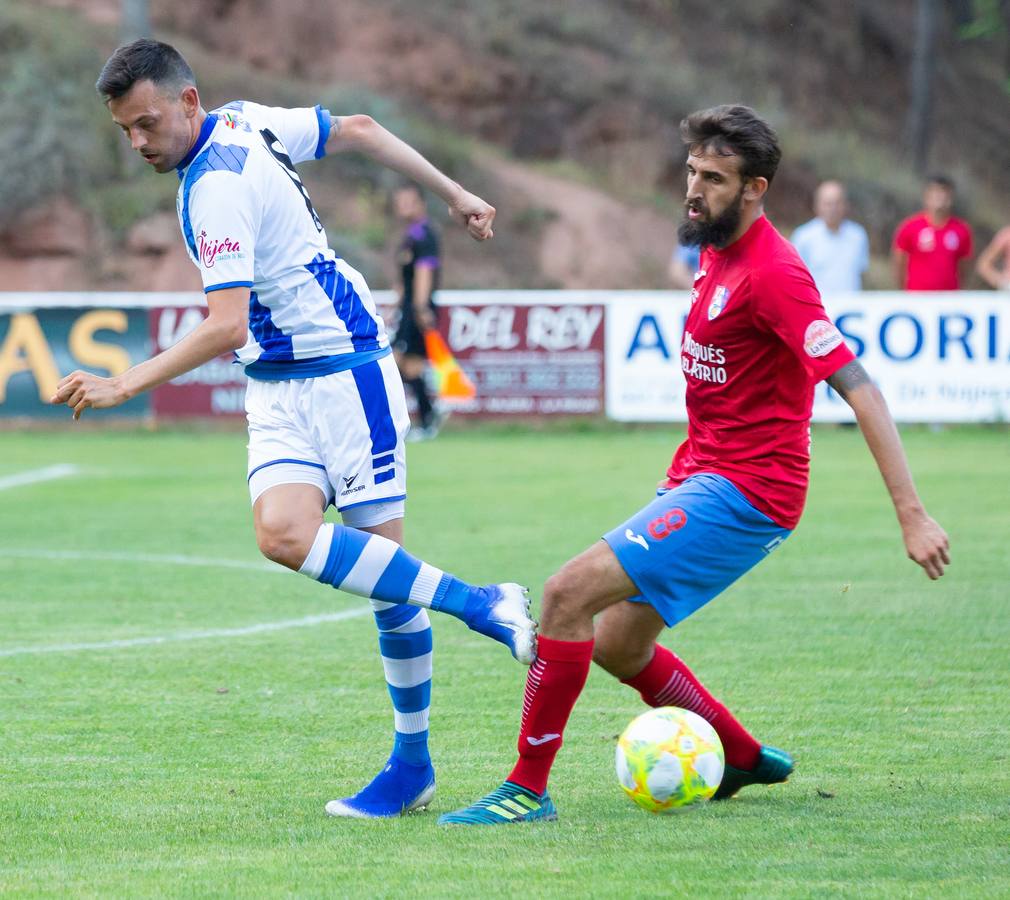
[803,320,843,358]
[625,528,649,551]
[708,285,730,320]
[647,508,687,540]
[343,474,357,488]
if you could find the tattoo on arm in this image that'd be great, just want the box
[827,360,872,399]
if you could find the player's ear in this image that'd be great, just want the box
[180,85,200,118]
[743,176,768,203]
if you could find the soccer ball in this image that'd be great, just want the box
[615,707,725,812]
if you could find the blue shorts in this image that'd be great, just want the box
[603,473,791,627]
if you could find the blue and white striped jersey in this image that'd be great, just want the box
[175,100,389,380]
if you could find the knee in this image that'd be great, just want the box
[591,621,655,680]
[255,516,315,570]
[592,637,647,680]
[591,638,621,674]
[541,568,591,628]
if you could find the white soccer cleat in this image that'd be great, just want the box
[466,583,537,666]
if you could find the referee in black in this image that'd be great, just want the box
[392,183,443,439]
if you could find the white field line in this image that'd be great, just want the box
[0,608,372,658]
[0,548,288,575]
[0,464,81,492]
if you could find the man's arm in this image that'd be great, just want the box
[412,264,437,331]
[976,230,1009,289]
[51,288,249,420]
[326,115,494,241]
[826,360,950,579]
[891,248,909,289]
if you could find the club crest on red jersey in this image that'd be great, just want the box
[708,285,730,320]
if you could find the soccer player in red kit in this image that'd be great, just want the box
[441,105,950,825]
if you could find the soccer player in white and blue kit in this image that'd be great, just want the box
[51,39,536,819]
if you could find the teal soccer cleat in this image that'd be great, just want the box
[438,781,557,825]
[712,744,794,800]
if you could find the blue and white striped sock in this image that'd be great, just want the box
[370,600,432,767]
[298,523,489,621]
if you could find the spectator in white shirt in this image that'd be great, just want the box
[791,180,869,293]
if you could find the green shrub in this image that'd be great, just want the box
[0,4,117,228]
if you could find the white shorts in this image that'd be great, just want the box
[246,353,409,526]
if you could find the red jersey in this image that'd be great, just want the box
[893,213,973,290]
[664,215,855,529]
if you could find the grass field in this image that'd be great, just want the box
[1,424,1007,897]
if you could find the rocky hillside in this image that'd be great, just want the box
[3,0,1008,291]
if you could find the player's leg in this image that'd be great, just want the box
[594,600,762,769]
[438,539,637,824]
[401,352,435,436]
[325,512,437,818]
[247,363,535,664]
[590,477,796,799]
[394,309,436,437]
[441,473,796,823]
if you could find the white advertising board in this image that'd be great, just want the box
[605,292,1010,423]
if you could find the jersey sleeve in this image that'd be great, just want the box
[958,222,974,260]
[185,171,261,293]
[413,225,440,269]
[751,260,856,381]
[255,103,332,164]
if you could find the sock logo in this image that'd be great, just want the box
[527,733,561,746]
[625,529,649,551]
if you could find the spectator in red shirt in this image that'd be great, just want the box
[892,175,973,290]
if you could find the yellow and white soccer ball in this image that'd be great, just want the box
[615,707,725,812]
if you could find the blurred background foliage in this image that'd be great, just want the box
[3,0,1009,289]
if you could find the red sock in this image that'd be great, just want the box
[507,635,594,795]
[621,644,761,771]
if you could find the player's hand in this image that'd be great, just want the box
[415,306,436,331]
[50,370,129,420]
[448,190,495,241]
[900,512,950,580]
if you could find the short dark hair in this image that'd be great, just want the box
[926,174,955,192]
[96,39,196,102]
[679,105,782,185]
[393,182,425,199]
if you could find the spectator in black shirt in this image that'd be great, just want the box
[392,183,443,439]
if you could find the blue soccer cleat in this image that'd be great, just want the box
[325,756,436,818]
[464,583,537,665]
[712,744,794,800]
[437,781,557,825]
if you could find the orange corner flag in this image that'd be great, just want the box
[424,329,476,402]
